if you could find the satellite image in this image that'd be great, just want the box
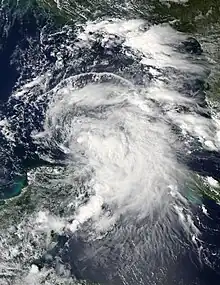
[0,0,220,284]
